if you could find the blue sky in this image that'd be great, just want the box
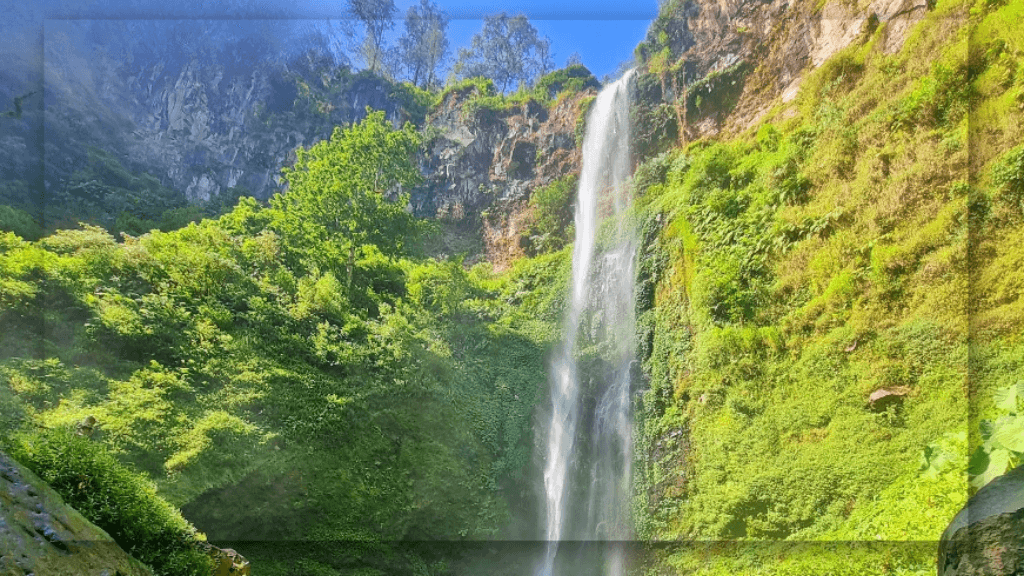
[395,0,659,79]
[17,0,658,83]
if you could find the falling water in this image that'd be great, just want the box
[538,70,636,576]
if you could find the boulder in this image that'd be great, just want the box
[0,450,153,576]
[938,464,1024,575]
[199,541,252,576]
[867,386,910,412]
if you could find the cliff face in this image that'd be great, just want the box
[633,0,930,147]
[42,36,409,203]
[2,25,590,265]
[416,87,592,266]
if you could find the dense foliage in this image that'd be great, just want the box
[0,111,567,575]
[4,0,1021,574]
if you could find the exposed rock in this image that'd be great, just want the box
[867,386,911,412]
[938,465,1024,575]
[28,25,413,208]
[0,450,154,576]
[75,415,98,437]
[199,542,251,576]
[634,0,934,144]
[415,87,592,267]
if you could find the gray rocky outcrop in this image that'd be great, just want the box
[42,40,408,204]
[0,449,154,576]
[938,464,1024,575]
[415,86,593,266]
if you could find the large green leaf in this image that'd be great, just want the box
[993,382,1024,413]
[920,439,956,478]
[990,414,1024,452]
[969,448,1012,489]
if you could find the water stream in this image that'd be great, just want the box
[538,70,636,576]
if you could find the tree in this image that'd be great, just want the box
[348,0,396,73]
[271,109,421,294]
[397,0,450,89]
[453,13,554,92]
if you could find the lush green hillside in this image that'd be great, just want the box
[0,111,570,575]
[625,0,1023,573]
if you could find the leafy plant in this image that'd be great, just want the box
[526,175,577,254]
[969,382,1024,488]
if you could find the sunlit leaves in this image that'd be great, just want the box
[968,382,1024,488]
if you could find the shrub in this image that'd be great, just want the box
[533,65,600,100]
[3,429,214,576]
[527,175,578,253]
[0,205,43,240]
[992,145,1024,211]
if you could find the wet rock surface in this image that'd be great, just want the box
[0,449,153,576]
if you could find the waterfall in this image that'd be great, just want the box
[538,70,636,576]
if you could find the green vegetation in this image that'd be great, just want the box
[4,0,1022,573]
[525,174,578,254]
[0,147,237,241]
[438,66,600,118]
[0,204,43,240]
[533,65,602,101]
[627,0,1024,573]
[2,429,214,576]
[0,111,564,574]
[969,382,1024,487]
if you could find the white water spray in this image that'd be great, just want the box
[538,70,636,576]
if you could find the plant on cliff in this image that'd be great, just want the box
[533,65,601,100]
[526,175,578,254]
[627,2,1014,574]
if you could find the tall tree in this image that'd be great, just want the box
[271,109,421,293]
[453,13,554,92]
[397,0,450,89]
[347,0,396,73]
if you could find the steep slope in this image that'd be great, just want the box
[624,0,1021,573]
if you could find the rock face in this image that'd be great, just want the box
[5,21,591,265]
[415,86,592,266]
[41,28,410,204]
[199,542,251,576]
[938,465,1024,576]
[0,450,154,576]
[634,0,932,144]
